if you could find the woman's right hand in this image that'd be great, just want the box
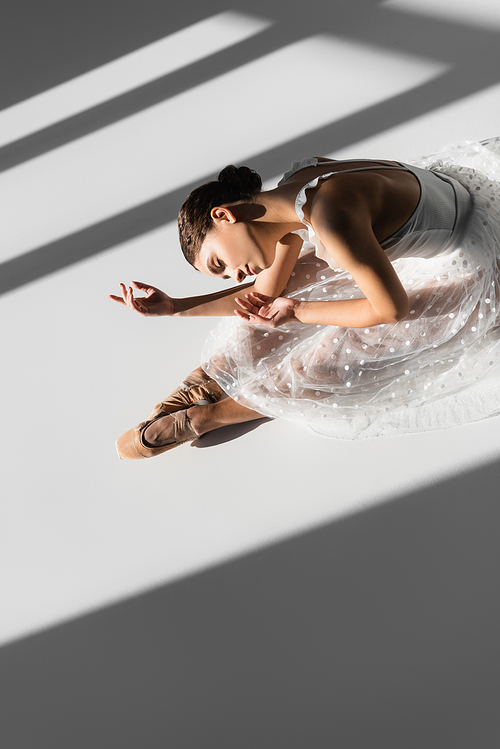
[109,281,176,317]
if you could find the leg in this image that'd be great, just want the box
[143,396,262,447]
[116,364,262,459]
[116,364,221,459]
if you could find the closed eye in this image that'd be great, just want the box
[208,257,229,279]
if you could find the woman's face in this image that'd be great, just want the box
[195,207,275,283]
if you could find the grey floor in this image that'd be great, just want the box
[1,1,500,746]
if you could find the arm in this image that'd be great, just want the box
[174,232,302,316]
[253,232,302,296]
[297,194,409,326]
[110,234,303,318]
[109,280,255,318]
[294,295,403,328]
[237,193,409,328]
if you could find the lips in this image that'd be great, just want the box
[246,264,257,276]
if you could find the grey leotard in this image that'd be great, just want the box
[278,158,474,266]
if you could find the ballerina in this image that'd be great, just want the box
[110,138,500,458]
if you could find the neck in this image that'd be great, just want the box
[232,190,304,241]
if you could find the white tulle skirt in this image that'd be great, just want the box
[202,139,500,439]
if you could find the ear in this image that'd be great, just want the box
[210,206,237,224]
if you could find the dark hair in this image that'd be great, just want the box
[178,165,262,266]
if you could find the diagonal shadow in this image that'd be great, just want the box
[0,23,309,173]
[2,0,384,112]
[3,8,500,173]
[0,1,228,111]
[2,62,499,297]
[1,456,499,748]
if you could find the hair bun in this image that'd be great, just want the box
[217,165,262,198]
[178,164,263,265]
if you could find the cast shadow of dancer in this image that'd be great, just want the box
[192,416,272,448]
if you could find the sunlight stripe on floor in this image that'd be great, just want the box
[0,11,272,149]
[383,0,500,30]
[0,35,449,263]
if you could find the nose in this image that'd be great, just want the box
[234,268,246,283]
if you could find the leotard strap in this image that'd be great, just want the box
[279,158,412,224]
[278,157,411,188]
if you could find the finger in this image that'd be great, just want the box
[234,297,255,312]
[127,286,137,310]
[132,280,155,293]
[247,291,269,303]
[235,309,264,324]
[260,305,274,317]
[130,289,144,313]
[130,297,145,315]
[237,310,259,324]
[109,295,127,306]
[245,293,266,308]
[234,309,250,321]
[130,281,154,308]
[236,298,261,314]
[235,309,274,327]
[249,314,275,327]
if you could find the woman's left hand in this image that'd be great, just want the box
[234,292,299,328]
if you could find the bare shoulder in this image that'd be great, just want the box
[308,176,372,234]
[307,179,382,270]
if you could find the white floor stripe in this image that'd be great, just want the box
[1,34,448,262]
[383,0,500,30]
[0,11,272,149]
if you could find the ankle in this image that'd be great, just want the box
[187,403,219,436]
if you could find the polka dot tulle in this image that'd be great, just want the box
[202,138,500,438]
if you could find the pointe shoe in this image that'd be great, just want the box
[116,406,203,459]
[116,372,222,460]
